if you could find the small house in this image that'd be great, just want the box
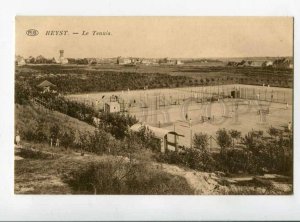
[37,80,57,93]
[104,102,121,113]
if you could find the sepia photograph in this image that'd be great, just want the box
[14,16,293,195]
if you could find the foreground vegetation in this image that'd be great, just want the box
[158,128,293,177]
[15,146,193,195]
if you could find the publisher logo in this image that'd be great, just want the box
[26,29,39,36]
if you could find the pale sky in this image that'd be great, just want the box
[16,16,293,58]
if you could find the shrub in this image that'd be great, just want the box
[35,130,48,142]
[158,148,215,172]
[193,133,209,151]
[22,129,36,141]
[50,124,60,139]
[228,129,241,148]
[15,81,36,105]
[80,130,111,154]
[65,160,193,194]
[99,112,138,139]
[267,126,279,138]
[216,128,232,150]
[22,129,48,143]
[218,148,250,173]
[60,130,75,149]
[18,148,53,160]
[135,126,161,151]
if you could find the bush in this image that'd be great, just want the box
[158,148,215,172]
[228,129,241,148]
[216,128,232,150]
[50,124,60,139]
[18,148,53,160]
[99,112,138,139]
[15,82,33,105]
[218,148,250,173]
[22,129,48,143]
[65,160,193,194]
[77,130,111,154]
[22,129,36,141]
[193,133,209,151]
[60,130,75,149]
[238,130,293,175]
[135,125,161,151]
[267,126,279,138]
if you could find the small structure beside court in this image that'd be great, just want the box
[104,101,121,113]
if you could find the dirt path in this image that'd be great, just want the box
[152,162,224,194]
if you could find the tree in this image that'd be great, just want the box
[241,132,256,151]
[206,78,210,85]
[193,133,209,151]
[15,82,32,105]
[268,126,279,139]
[216,128,232,151]
[137,125,160,151]
[229,129,241,148]
[90,129,110,154]
[61,130,75,149]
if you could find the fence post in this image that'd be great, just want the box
[209,136,212,152]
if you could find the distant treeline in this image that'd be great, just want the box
[16,68,194,93]
[16,65,293,95]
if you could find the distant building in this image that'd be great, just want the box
[15,55,26,66]
[52,50,68,64]
[117,57,132,65]
[25,56,35,64]
[250,61,265,67]
[262,61,273,67]
[104,102,121,113]
[175,60,183,65]
[159,57,177,65]
[141,59,152,65]
[141,58,158,65]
